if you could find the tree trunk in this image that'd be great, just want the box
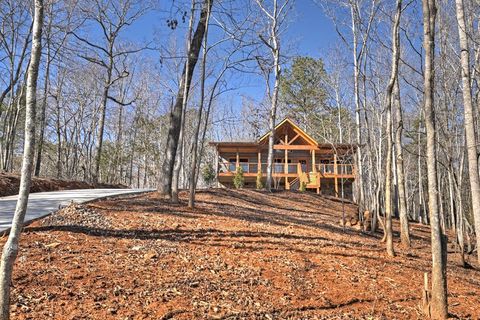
[93,64,112,184]
[393,78,411,247]
[171,0,196,203]
[188,0,211,208]
[266,49,280,191]
[265,0,282,192]
[55,96,62,178]
[351,4,365,211]
[456,151,466,266]
[129,114,138,186]
[454,0,480,264]
[384,0,402,257]
[34,8,53,177]
[422,0,448,317]
[0,1,43,318]
[158,0,213,196]
[454,173,465,267]
[171,103,186,203]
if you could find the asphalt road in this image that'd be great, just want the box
[0,189,152,232]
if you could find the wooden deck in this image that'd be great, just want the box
[211,118,356,197]
[218,161,355,195]
[218,163,355,179]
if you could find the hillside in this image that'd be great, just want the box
[0,173,125,197]
[7,189,480,319]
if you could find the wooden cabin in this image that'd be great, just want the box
[210,118,356,198]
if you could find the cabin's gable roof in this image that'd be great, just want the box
[209,118,357,155]
[258,118,318,146]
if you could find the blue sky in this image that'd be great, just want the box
[121,0,340,108]
[285,1,337,58]
[124,1,337,51]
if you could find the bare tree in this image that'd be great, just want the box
[422,0,448,317]
[33,2,53,177]
[383,0,402,257]
[158,0,213,198]
[171,0,197,204]
[0,0,33,172]
[71,0,146,183]
[0,0,43,318]
[454,0,480,264]
[254,0,291,191]
[349,0,377,214]
[393,78,410,247]
[188,0,212,208]
[34,0,75,176]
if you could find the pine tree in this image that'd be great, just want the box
[233,166,245,189]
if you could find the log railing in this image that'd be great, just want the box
[317,164,355,176]
[219,161,355,176]
[221,162,298,174]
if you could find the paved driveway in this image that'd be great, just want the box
[0,189,152,232]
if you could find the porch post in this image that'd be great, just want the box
[215,146,219,187]
[284,134,289,189]
[257,151,261,174]
[334,153,339,197]
[311,150,316,172]
[236,151,239,170]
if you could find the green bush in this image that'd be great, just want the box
[202,163,216,186]
[233,166,245,189]
[256,170,263,189]
[299,181,306,192]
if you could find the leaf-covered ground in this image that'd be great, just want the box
[5,189,480,319]
[0,173,124,197]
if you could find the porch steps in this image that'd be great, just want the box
[290,177,300,191]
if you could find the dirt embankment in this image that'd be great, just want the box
[6,189,480,319]
[0,173,125,197]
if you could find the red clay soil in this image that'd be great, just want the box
[5,189,480,319]
[0,173,124,197]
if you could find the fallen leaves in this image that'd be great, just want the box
[44,242,61,248]
[4,189,480,319]
[144,249,158,260]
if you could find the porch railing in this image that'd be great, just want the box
[220,162,298,174]
[219,161,355,176]
[317,164,355,175]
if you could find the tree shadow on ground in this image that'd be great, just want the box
[25,223,405,266]
[39,188,385,253]
[200,189,356,217]
[216,297,375,319]
[25,226,333,243]
[93,189,361,239]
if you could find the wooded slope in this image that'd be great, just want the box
[0,173,124,197]
[7,189,479,319]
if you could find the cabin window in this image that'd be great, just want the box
[228,158,249,172]
[273,158,288,173]
[298,159,307,172]
[228,158,236,172]
[239,159,249,172]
